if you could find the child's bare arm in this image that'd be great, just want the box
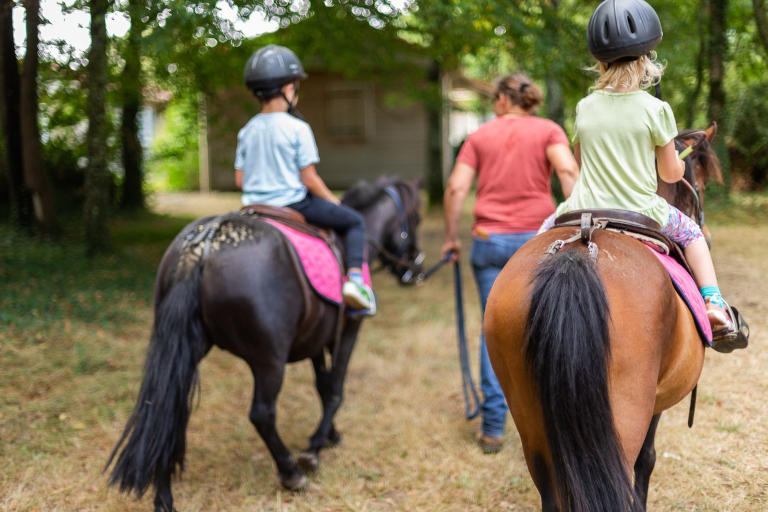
[656,141,685,183]
[300,165,340,204]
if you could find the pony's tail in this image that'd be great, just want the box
[105,266,208,498]
[526,250,641,512]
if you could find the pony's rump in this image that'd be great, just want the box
[526,248,642,512]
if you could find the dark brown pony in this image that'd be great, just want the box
[484,127,720,511]
[106,178,422,512]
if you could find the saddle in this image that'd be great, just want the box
[241,203,336,246]
[553,208,691,273]
[552,209,749,350]
[552,209,714,343]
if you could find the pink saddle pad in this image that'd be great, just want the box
[262,218,371,305]
[645,247,712,345]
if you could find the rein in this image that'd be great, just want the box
[676,131,709,226]
[452,257,481,420]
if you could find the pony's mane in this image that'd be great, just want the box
[677,129,723,184]
[342,176,403,209]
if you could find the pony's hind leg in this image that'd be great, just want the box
[298,318,363,473]
[248,364,307,491]
[634,413,661,509]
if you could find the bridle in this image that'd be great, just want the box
[675,131,709,227]
[365,184,425,284]
[366,184,450,284]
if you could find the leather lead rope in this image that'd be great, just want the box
[453,259,481,420]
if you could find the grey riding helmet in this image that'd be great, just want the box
[243,44,308,98]
[587,0,663,63]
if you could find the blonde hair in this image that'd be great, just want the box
[591,53,665,91]
[496,72,542,113]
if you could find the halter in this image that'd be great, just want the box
[366,185,423,284]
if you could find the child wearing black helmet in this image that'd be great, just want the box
[540,0,745,351]
[235,44,376,314]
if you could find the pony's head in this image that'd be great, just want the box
[342,176,424,284]
[658,123,722,244]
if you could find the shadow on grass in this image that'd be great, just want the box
[0,211,195,342]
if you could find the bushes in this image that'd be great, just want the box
[146,98,200,192]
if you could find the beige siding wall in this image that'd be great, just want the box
[205,73,429,191]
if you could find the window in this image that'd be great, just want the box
[325,83,373,142]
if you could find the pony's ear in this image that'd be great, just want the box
[706,122,718,142]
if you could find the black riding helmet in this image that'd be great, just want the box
[243,44,307,99]
[587,0,663,63]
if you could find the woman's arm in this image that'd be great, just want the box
[441,162,476,260]
[657,140,685,183]
[300,164,340,204]
[234,169,243,189]
[546,143,580,199]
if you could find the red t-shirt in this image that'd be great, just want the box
[456,115,570,234]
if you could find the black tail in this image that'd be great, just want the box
[525,250,641,512]
[105,266,208,498]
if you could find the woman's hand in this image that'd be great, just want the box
[441,238,461,262]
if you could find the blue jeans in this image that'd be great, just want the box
[470,231,536,438]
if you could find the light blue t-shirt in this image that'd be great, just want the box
[235,112,320,206]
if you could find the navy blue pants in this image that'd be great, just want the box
[287,193,366,269]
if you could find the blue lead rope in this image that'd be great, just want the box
[453,260,481,420]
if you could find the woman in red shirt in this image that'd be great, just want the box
[442,72,579,453]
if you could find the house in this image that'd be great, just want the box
[200,68,492,191]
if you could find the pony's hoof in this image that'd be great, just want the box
[297,451,320,473]
[327,429,342,447]
[280,472,308,491]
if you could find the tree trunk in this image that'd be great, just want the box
[21,0,57,232]
[708,0,730,187]
[426,59,443,207]
[544,0,565,128]
[685,0,708,128]
[0,0,33,229]
[754,0,768,58]
[119,0,144,210]
[84,0,111,254]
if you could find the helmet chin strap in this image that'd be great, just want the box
[280,83,306,120]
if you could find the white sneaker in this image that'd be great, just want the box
[342,280,376,315]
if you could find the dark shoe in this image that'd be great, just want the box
[476,433,503,454]
[710,303,749,353]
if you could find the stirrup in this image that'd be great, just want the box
[711,304,749,353]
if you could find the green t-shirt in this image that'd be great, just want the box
[556,89,678,227]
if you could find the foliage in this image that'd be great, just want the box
[146,98,200,191]
[8,0,768,209]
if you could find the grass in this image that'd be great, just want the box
[1,192,767,511]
